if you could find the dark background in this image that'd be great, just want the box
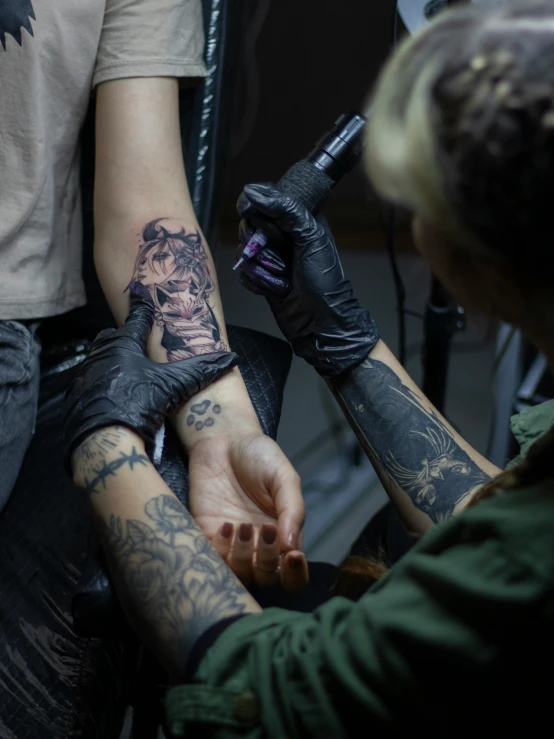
[217,0,412,247]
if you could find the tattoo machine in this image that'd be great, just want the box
[233,111,367,270]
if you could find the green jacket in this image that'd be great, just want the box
[165,401,554,738]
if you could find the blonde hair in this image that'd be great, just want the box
[365,1,554,277]
[336,2,554,599]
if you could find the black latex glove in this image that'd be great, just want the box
[236,183,380,379]
[63,281,238,471]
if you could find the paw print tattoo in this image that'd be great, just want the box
[186,399,222,431]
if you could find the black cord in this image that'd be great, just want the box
[383,1,408,366]
[485,327,517,459]
[384,208,407,365]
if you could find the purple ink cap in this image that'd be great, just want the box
[232,229,269,270]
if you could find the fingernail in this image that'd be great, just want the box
[289,554,303,570]
[238,523,253,542]
[221,522,233,539]
[288,532,297,550]
[262,525,277,545]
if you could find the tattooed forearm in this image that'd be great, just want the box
[72,427,149,494]
[128,218,225,362]
[330,358,490,523]
[98,494,247,677]
[186,398,222,431]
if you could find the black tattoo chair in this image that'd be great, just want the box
[0,2,293,738]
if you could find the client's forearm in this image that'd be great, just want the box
[93,77,261,454]
[94,208,261,449]
[329,341,500,532]
[71,426,260,680]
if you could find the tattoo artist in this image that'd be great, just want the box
[66,1,554,736]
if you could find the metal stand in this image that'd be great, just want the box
[421,275,466,414]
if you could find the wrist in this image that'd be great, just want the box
[174,367,262,453]
[311,309,380,380]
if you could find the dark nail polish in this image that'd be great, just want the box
[238,523,253,542]
[289,555,303,570]
[221,522,233,539]
[262,525,277,545]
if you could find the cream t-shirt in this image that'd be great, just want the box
[0,0,206,320]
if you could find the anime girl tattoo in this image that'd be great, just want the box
[129,218,224,361]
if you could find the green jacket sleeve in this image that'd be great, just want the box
[508,398,554,466]
[165,526,546,739]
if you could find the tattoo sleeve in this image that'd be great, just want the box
[129,218,225,362]
[98,494,248,677]
[72,427,149,495]
[72,429,252,678]
[329,358,491,524]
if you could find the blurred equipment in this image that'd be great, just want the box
[422,277,466,412]
[233,111,367,270]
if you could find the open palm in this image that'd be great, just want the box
[188,432,304,551]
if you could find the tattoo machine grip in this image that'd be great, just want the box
[233,111,367,269]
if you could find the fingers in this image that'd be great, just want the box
[254,247,288,275]
[237,186,291,246]
[238,217,255,248]
[122,282,156,352]
[227,523,255,584]
[272,467,305,553]
[253,524,281,587]
[216,521,309,593]
[212,522,234,561]
[238,271,272,297]
[236,182,274,220]
[243,184,320,242]
[239,263,291,298]
[236,233,288,277]
[89,327,117,354]
[164,351,239,404]
[281,551,309,593]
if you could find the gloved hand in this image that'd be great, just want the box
[236,183,380,379]
[63,281,237,472]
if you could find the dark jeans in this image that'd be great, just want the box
[0,320,41,512]
[0,353,126,739]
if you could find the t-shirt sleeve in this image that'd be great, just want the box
[164,538,546,738]
[93,0,207,89]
